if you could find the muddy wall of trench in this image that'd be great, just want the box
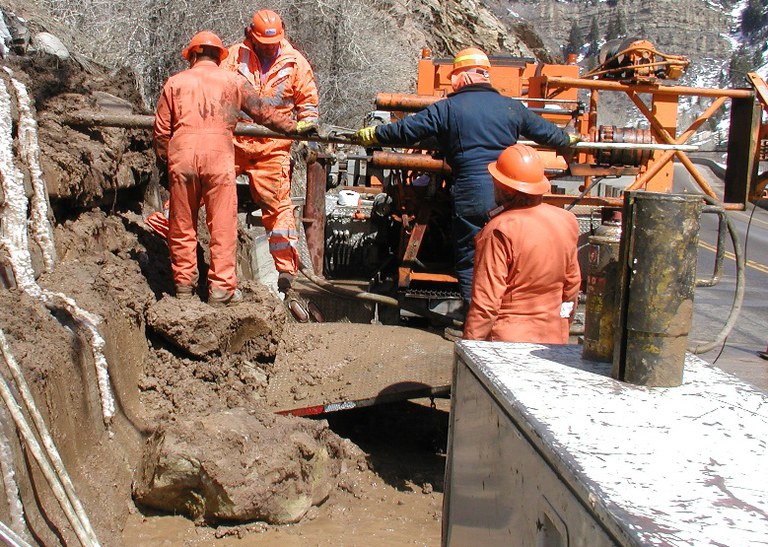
[0,17,168,541]
[0,275,149,545]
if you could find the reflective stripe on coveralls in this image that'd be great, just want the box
[224,40,319,276]
[462,203,581,343]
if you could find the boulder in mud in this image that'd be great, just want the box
[132,409,347,524]
[145,283,285,359]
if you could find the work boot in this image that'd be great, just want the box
[208,288,243,307]
[277,272,295,294]
[175,284,195,300]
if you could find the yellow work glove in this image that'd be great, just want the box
[354,126,379,146]
[567,133,581,146]
[296,120,319,135]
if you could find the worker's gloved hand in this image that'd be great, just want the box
[567,133,581,146]
[354,126,379,146]
[296,120,320,136]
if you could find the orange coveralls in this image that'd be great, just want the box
[153,59,296,295]
[222,39,319,275]
[463,203,581,343]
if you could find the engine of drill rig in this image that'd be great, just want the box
[323,188,393,279]
[322,135,456,292]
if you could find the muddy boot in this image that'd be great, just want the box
[209,288,243,307]
[277,272,295,294]
[175,284,195,300]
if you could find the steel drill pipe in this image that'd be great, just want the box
[63,112,360,146]
[64,112,698,153]
[376,92,579,113]
[370,151,451,173]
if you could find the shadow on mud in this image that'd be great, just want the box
[321,400,449,493]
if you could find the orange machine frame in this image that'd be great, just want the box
[368,49,764,298]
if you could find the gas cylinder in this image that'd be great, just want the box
[612,191,702,387]
[582,208,622,362]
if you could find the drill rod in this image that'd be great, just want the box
[64,112,698,151]
[63,112,359,146]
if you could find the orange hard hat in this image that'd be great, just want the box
[182,31,228,62]
[452,47,491,75]
[488,144,551,195]
[249,9,285,44]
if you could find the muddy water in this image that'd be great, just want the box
[123,400,448,546]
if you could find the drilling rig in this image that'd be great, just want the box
[299,38,765,326]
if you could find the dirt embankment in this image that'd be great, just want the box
[0,18,450,545]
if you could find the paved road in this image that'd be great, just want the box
[674,163,768,390]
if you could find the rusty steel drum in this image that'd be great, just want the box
[612,191,702,387]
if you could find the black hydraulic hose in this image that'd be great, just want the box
[298,264,400,308]
[688,195,746,354]
[298,264,465,328]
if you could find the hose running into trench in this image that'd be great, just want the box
[687,195,746,354]
[299,264,400,307]
[298,264,465,328]
[7,72,56,271]
[0,330,100,546]
[0,72,102,544]
[0,403,27,541]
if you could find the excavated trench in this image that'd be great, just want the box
[0,35,450,546]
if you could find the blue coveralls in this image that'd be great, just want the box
[375,83,570,303]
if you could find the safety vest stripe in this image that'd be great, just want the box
[238,48,256,88]
[269,228,297,238]
[269,241,296,251]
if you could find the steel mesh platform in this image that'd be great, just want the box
[266,323,453,416]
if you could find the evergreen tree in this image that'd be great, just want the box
[587,16,599,55]
[753,48,764,69]
[565,20,585,57]
[728,45,753,86]
[741,0,766,35]
[605,12,626,41]
[616,12,627,37]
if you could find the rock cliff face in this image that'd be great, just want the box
[494,0,738,84]
[481,0,749,135]
[389,0,532,57]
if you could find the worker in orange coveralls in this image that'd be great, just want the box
[153,31,313,305]
[463,144,581,343]
[222,9,320,294]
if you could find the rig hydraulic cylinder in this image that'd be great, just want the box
[612,191,702,387]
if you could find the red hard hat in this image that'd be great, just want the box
[488,144,551,195]
[249,9,285,44]
[452,47,491,75]
[182,31,228,62]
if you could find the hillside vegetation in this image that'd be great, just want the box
[3,0,530,127]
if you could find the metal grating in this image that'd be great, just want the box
[266,323,453,416]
